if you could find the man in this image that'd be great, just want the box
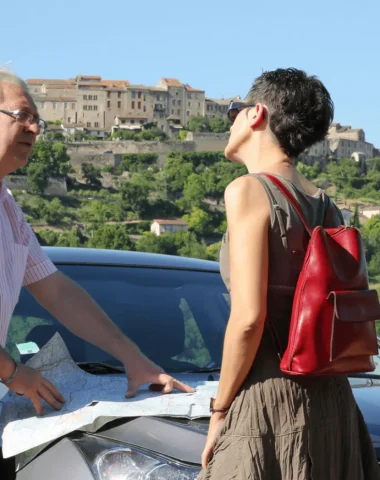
[0,70,194,419]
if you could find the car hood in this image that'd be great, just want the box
[14,373,380,470]
[88,375,380,466]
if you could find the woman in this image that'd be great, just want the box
[198,68,379,480]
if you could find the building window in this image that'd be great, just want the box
[83,95,88,100]
[131,91,136,98]
[107,101,111,108]
[118,101,121,108]
[143,95,146,101]
[68,117,71,123]
[138,102,141,109]
[107,92,111,98]
[53,103,56,109]
[131,120,135,124]
[140,120,144,124]
[95,122,99,127]
[178,100,182,105]
[132,101,135,109]
[94,105,98,111]
[89,95,93,100]
[177,109,180,115]
[156,95,160,101]
[87,122,91,127]
[143,106,146,112]
[187,111,190,116]
[94,95,98,100]
[172,100,176,105]
[83,105,88,111]
[118,92,121,98]
[176,92,179,96]
[188,102,191,107]
[138,92,141,99]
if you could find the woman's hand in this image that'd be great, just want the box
[201,411,227,469]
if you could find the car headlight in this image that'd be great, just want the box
[74,435,200,480]
[96,446,199,479]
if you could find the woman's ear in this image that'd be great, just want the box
[248,104,266,129]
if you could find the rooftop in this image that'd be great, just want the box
[153,219,188,226]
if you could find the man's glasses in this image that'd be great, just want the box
[227,101,256,124]
[0,109,46,133]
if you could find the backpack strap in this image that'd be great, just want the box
[260,173,313,237]
[252,174,289,249]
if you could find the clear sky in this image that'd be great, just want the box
[2,0,379,145]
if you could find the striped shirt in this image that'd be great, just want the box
[0,182,57,346]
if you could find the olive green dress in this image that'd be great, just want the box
[198,173,380,480]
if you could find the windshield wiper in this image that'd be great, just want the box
[348,373,380,380]
[184,368,221,373]
[77,362,125,374]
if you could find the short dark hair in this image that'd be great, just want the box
[246,68,334,158]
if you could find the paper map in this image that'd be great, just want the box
[0,333,217,459]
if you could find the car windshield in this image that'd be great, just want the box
[5,261,380,378]
[6,264,230,373]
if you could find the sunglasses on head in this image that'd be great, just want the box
[227,101,256,124]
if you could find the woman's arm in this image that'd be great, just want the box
[213,176,271,410]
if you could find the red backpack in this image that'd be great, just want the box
[263,173,379,375]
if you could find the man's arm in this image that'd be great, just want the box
[26,271,195,397]
[26,271,143,366]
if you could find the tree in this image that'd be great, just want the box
[119,181,149,217]
[206,242,221,261]
[163,156,194,193]
[187,116,209,132]
[27,163,49,195]
[183,207,211,236]
[136,233,173,255]
[182,173,206,209]
[296,161,321,181]
[88,224,135,251]
[208,117,229,133]
[81,163,102,188]
[350,204,360,228]
[44,198,66,225]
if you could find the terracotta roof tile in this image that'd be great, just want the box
[27,79,75,85]
[153,219,188,226]
[162,78,183,87]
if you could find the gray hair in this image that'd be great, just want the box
[0,68,29,104]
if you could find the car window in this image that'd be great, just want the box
[6,265,230,373]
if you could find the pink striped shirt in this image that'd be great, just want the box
[0,182,57,346]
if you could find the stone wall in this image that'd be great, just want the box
[6,176,68,196]
[67,136,229,167]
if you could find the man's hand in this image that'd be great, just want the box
[123,356,196,398]
[7,364,65,416]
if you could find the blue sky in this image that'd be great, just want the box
[2,0,379,145]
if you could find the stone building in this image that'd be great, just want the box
[26,75,228,136]
[307,123,374,161]
[150,219,189,236]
